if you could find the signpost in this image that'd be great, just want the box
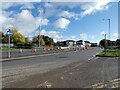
[7,29,12,58]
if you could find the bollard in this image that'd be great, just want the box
[44,48,46,53]
[19,48,22,53]
[32,48,36,52]
[34,48,36,52]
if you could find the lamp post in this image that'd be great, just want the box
[39,24,41,48]
[102,33,107,87]
[102,34,107,54]
[102,19,111,40]
[39,8,43,48]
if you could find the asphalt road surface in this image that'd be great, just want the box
[2,47,119,88]
[1,49,70,59]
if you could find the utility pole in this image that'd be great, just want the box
[108,19,110,40]
[102,19,111,40]
[39,24,41,48]
[39,8,43,48]
[104,34,107,54]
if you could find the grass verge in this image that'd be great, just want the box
[96,49,120,57]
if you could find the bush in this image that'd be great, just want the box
[16,43,33,49]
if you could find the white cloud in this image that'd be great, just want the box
[47,1,111,18]
[1,2,14,10]
[80,33,87,40]
[20,3,35,9]
[53,18,70,30]
[45,2,53,8]
[101,31,106,35]
[2,9,49,36]
[67,36,77,41]
[90,35,95,39]
[39,29,63,42]
[1,2,35,10]
[114,33,118,37]
[80,0,111,17]
[58,10,75,18]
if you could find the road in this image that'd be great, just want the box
[2,47,119,88]
[1,49,69,59]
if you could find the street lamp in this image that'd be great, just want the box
[39,24,41,48]
[102,33,107,54]
[102,19,111,40]
[38,8,43,48]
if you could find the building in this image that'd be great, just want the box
[76,40,85,50]
[91,43,98,47]
[57,40,76,49]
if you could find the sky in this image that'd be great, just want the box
[0,0,119,43]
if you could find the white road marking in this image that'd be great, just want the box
[88,56,95,61]
[85,78,120,88]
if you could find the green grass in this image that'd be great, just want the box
[96,49,120,57]
[0,47,20,50]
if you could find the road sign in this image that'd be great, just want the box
[6,29,12,58]
[7,29,12,36]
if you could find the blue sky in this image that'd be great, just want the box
[0,1,118,43]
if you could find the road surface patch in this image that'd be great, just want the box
[60,76,64,80]
[69,72,73,75]
[37,81,52,88]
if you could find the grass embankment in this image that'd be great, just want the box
[96,49,120,57]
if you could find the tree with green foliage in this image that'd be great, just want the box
[32,35,54,46]
[99,39,112,49]
[25,37,30,44]
[2,29,26,45]
[39,36,45,46]
[43,36,54,46]
[116,39,120,48]
[11,29,25,44]
[0,31,5,43]
[32,36,39,46]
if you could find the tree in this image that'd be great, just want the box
[99,39,112,48]
[0,31,5,43]
[32,36,38,46]
[2,29,26,45]
[2,34,9,43]
[32,35,54,46]
[116,39,120,48]
[25,37,30,43]
[43,36,54,46]
[11,29,25,44]
[39,37,45,46]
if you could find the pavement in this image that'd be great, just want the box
[1,47,119,88]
